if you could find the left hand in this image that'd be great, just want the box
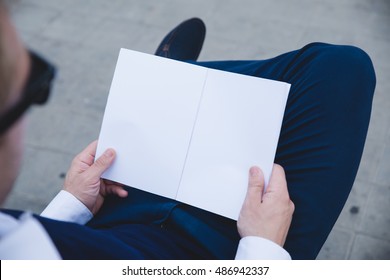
[63,140,128,214]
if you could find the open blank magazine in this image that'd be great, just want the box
[96,48,290,220]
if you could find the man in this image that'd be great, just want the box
[0,2,375,259]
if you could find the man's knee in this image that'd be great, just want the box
[301,43,376,103]
[315,44,375,90]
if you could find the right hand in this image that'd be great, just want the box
[237,164,294,247]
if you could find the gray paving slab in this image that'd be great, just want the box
[335,179,371,231]
[376,143,390,186]
[359,184,390,240]
[3,0,390,260]
[317,228,354,260]
[350,234,390,260]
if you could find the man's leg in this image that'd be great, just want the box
[194,42,376,259]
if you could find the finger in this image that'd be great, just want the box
[266,164,288,195]
[111,186,128,198]
[245,166,265,204]
[74,140,99,167]
[86,148,116,178]
[104,183,128,198]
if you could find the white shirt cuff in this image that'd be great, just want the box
[40,190,93,225]
[235,236,291,260]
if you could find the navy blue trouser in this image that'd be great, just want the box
[3,43,376,260]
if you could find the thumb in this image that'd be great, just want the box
[245,166,265,204]
[87,148,116,178]
[265,164,288,195]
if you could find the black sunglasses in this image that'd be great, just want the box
[0,50,56,135]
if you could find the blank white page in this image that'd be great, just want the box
[96,49,207,198]
[177,68,290,220]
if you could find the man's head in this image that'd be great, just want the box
[0,2,30,205]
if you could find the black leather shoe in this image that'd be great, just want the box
[154,18,206,61]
